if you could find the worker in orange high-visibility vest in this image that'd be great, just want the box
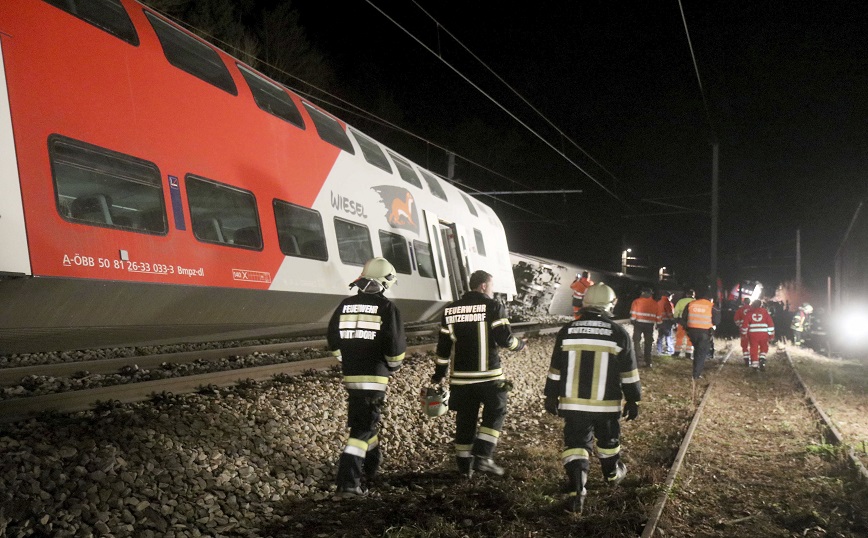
[570,271,594,319]
[630,288,660,367]
[683,290,720,380]
[732,298,752,366]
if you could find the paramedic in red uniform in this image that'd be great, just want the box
[733,298,751,366]
[742,300,775,370]
[570,271,594,319]
[327,258,406,498]
[431,270,526,478]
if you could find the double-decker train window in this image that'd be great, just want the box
[49,135,167,234]
[418,169,448,201]
[238,65,305,129]
[460,192,478,216]
[378,231,412,274]
[273,200,327,260]
[145,12,238,96]
[351,130,392,174]
[473,228,487,256]
[302,103,355,155]
[334,218,373,266]
[186,176,262,250]
[388,153,423,189]
[413,240,436,279]
[42,0,139,46]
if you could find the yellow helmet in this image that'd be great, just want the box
[583,282,617,313]
[352,257,397,293]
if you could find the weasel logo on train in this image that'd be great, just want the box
[372,186,419,234]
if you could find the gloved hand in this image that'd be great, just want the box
[431,374,443,384]
[545,396,559,416]
[622,401,639,421]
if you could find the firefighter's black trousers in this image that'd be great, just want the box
[450,381,508,460]
[561,411,622,489]
[336,390,384,490]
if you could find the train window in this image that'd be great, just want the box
[273,199,327,260]
[473,228,487,256]
[238,65,305,129]
[351,130,392,174]
[302,103,355,154]
[334,218,373,266]
[413,240,436,278]
[42,0,139,45]
[49,135,167,234]
[145,12,238,96]
[418,169,448,201]
[186,176,262,249]
[388,153,423,189]
[460,192,478,216]
[378,231,412,275]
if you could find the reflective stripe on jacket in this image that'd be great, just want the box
[630,297,660,324]
[686,299,714,329]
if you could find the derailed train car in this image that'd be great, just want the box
[509,252,659,320]
[0,0,515,353]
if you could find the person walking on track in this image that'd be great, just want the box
[545,282,641,514]
[742,300,775,371]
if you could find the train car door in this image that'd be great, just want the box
[423,210,455,302]
[0,39,31,277]
[440,223,472,298]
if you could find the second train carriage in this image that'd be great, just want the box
[0,0,514,353]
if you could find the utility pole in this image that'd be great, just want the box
[710,141,719,285]
[796,228,801,289]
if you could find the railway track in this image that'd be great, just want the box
[0,322,563,423]
[640,343,868,537]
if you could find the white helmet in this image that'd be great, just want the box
[352,257,397,293]
[583,282,617,313]
[802,303,813,314]
[420,386,450,418]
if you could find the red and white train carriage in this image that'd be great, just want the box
[0,0,515,353]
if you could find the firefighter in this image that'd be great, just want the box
[545,282,641,514]
[656,291,675,355]
[683,290,720,380]
[630,287,660,367]
[733,298,752,366]
[673,289,695,359]
[431,270,526,478]
[570,271,594,319]
[742,299,775,370]
[327,258,406,498]
[791,303,812,346]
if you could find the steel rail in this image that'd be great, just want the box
[0,329,439,387]
[641,343,736,538]
[783,346,868,484]
[0,324,562,423]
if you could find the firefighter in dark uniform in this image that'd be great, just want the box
[431,270,526,478]
[327,258,406,497]
[545,282,641,514]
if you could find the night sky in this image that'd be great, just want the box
[284,1,868,293]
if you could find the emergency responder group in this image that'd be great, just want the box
[331,260,743,513]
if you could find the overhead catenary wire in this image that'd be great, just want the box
[409,0,624,189]
[363,0,624,203]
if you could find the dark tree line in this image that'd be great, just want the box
[143,0,335,97]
